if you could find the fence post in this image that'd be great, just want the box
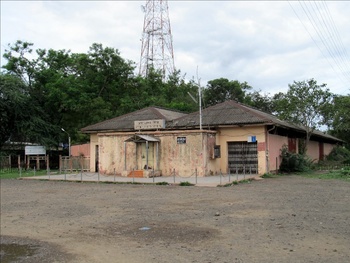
[244,165,246,180]
[9,155,11,172]
[114,168,116,182]
[236,166,238,181]
[47,155,50,178]
[152,168,155,183]
[228,170,231,182]
[59,155,62,174]
[220,169,222,185]
[70,157,73,173]
[18,155,21,171]
[98,167,100,182]
[173,168,175,184]
[34,166,36,177]
[81,165,83,182]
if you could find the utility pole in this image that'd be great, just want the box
[139,0,175,78]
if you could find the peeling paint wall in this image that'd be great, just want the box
[94,131,216,177]
[158,132,207,176]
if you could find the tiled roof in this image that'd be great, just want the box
[81,100,342,143]
[170,100,342,142]
[81,106,187,132]
[170,100,299,129]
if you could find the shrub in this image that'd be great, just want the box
[179,181,194,186]
[279,146,312,173]
[156,181,169,185]
[340,167,350,177]
[326,146,350,164]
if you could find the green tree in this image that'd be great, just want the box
[328,95,350,149]
[273,79,333,153]
[202,78,252,107]
[0,73,60,149]
[245,90,274,113]
[2,41,137,144]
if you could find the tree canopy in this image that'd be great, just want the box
[2,40,348,151]
[327,95,350,148]
[273,79,334,153]
[1,41,198,147]
[202,78,252,107]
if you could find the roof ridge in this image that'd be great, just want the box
[81,107,154,131]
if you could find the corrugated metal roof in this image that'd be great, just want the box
[125,134,160,142]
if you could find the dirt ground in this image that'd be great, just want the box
[1,176,349,263]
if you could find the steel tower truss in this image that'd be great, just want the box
[139,0,175,78]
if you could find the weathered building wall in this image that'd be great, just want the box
[267,133,288,173]
[216,126,266,175]
[158,132,205,176]
[95,131,216,177]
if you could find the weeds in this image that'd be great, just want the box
[156,181,169,185]
[179,181,194,186]
[219,179,253,187]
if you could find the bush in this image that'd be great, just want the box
[179,181,194,186]
[340,167,350,177]
[156,181,169,185]
[326,146,350,164]
[279,146,312,173]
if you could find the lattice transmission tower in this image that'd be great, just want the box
[139,0,175,78]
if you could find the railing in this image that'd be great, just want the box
[60,156,90,173]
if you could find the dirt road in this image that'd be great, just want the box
[1,176,349,263]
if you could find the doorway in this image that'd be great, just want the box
[228,141,258,174]
[140,142,154,169]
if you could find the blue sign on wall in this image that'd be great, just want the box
[248,136,257,143]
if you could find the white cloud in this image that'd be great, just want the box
[1,0,349,95]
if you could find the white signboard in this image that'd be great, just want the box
[25,146,46,155]
[134,119,165,130]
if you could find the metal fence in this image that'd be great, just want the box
[11,167,258,187]
[60,156,90,173]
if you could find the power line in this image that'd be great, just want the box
[288,1,350,93]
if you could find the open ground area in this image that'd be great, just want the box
[1,175,350,263]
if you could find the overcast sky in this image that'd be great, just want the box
[1,1,349,96]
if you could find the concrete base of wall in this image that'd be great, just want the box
[123,170,162,178]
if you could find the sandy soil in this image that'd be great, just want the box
[1,176,349,263]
